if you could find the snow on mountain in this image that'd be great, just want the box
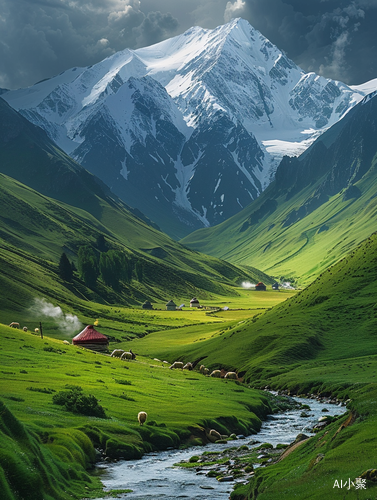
[4,18,376,238]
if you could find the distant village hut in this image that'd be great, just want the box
[255,282,267,291]
[166,300,177,311]
[190,297,200,308]
[272,282,280,290]
[72,325,109,352]
[142,300,153,310]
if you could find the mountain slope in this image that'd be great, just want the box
[182,91,377,285]
[4,19,374,237]
[0,98,272,318]
[149,230,377,392]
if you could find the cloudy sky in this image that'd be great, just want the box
[1,0,376,90]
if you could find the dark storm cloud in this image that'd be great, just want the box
[133,11,179,47]
[1,0,376,89]
[0,0,179,89]
[223,0,377,84]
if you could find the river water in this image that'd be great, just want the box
[94,396,345,500]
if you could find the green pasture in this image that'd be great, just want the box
[182,155,377,286]
[0,325,269,431]
[0,322,271,500]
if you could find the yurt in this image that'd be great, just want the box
[255,282,267,291]
[166,300,177,311]
[72,325,109,352]
[190,297,200,308]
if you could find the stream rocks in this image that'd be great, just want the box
[178,442,285,483]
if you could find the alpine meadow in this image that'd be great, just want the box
[1,15,377,500]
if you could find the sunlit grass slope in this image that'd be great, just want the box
[0,172,272,323]
[182,160,377,286]
[0,324,271,499]
[155,232,377,388]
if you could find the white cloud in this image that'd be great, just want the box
[224,0,246,22]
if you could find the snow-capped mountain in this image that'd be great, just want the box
[4,18,375,238]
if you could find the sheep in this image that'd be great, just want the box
[9,322,19,329]
[169,361,184,369]
[121,350,136,361]
[207,429,222,442]
[183,362,193,370]
[34,328,39,334]
[199,364,209,375]
[22,326,28,332]
[210,370,222,378]
[138,411,147,426]
[63,340,70,345]
[224,371,237,380]
[111,349,125,358]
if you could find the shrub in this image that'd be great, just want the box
[52,386,107,418]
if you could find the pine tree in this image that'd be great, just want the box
[59,252,73,282]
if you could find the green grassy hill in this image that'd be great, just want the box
[127,232,377,500]
[0,323,272,500]
[147,231,377,388]
[182,93,377,286]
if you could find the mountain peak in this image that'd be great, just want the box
[3,19,377,238]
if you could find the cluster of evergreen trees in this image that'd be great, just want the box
[58,235,143,290]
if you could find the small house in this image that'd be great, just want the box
[255,282,267,291]
[190,297,200,308]
[166,300,177,311]
[142,300,153,310]
[72,325,109,352]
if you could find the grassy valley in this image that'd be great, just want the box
[2,94,377,500]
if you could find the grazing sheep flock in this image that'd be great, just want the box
[137,411,147,426]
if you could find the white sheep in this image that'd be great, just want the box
[63,340,70,345]
[199,364,209,375]
[210,370,222,378]
[9,322,19,329]
[34,328,39,334]
[138,411,147,426]
[224,372,237,380]
[207,429,222,442]
[169,361,184,369]
[111,349,125,358]
[121,350,136,361]
[22,326,28,332]
[183,362,193,370]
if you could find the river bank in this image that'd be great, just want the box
[94,395,344,499]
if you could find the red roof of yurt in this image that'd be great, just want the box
[72,325,108,344]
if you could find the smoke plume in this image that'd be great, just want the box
[31,298,82,335]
